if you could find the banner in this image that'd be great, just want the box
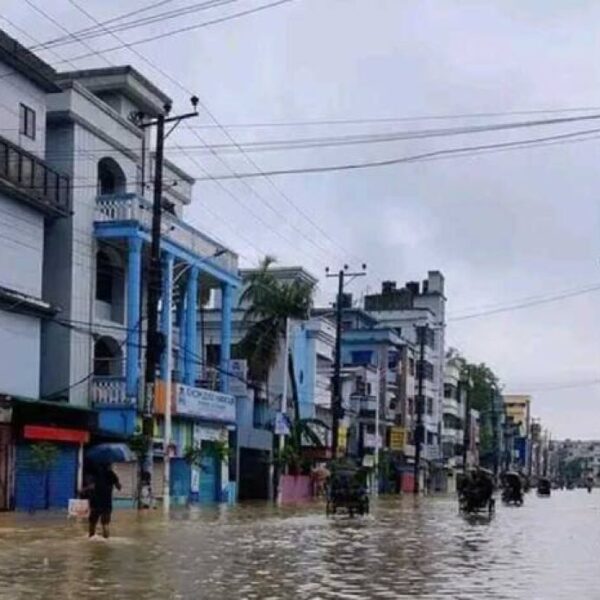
[274,412,291,435]
[390,427,406,451]
[175,384,235,422]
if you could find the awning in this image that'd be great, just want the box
[7,396,98,432]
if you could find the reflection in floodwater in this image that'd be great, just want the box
[0,491,598,599]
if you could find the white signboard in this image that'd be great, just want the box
[193,423,226,443]
[175,384,236,422]
[363,433,383,449]
[190,467,200,493]
[228,359,248,398]
[274,412,291,435]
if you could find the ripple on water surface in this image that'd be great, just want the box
[0,491,599,599]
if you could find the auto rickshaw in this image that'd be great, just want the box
[537,477,551,496]
[501,471,524,506]
[458,468,495,514]
[325,463,369,517]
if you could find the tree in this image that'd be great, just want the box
[239,255,314,419]
[446,348,502,465]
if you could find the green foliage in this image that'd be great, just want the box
[239,256,314,384]
[128,432,151,458]
[274,418,328,475]
[564,458,584,483]
[28,442,58,471]
[184,440,231,467]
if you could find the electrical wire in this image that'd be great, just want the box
[52,0,297,64]
[448,283,600,322]
[35,0,243,50]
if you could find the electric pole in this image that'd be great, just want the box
[491,386,499,479]
[138,97,199,499]
[325,264,366,458]
[413,325,426,494]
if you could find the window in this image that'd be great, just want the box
[427,432,434,445]
[416,360,434,381]
[426,397,433,415]
[19,104,36,140]
[96,250,114,303]
[444,383,456,399]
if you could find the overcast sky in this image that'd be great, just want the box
[4,0,600,438]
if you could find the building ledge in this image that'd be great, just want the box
[0,285,58,318]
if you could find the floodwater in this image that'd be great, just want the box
[1,491,599,599]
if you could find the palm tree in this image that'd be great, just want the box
[239,256,313,420]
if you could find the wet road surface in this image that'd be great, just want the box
[1,490,599,599]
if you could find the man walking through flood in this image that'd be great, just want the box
[85,463,121,539]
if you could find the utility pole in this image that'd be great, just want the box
[325,264,366,458]
[413,325,426,494]
[138,97,199,503]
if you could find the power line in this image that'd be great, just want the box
[52,0,297,64]
[35,0,243,50]
[193,125,600,180]
[58,0,352,268]
[186,107,600,129]
[30,0,176,49]
[448,283,600,322]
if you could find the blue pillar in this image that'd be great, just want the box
[177,293,186,380]
[126,236,142,401]
[184,266,199,385]
[160,253,174,381]
[220,282,232,394]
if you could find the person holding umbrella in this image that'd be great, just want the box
[84,444,131,538]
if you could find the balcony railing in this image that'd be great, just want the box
[0,134,70,215]
[95,193,237,272]
[92,376,135,406]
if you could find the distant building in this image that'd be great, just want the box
[549,440,600,486]
[364,272,446,490]
[503,394,532,472]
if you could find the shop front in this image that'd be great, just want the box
[155,383,236,505]
[6,398,96,511]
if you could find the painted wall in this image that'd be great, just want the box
[0,64,48,157]
[0,310,40,398]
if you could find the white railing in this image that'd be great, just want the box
[95,193,238,273]
[92,376,132,406]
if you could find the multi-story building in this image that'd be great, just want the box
[364,272,446,490]
[0,30,99,511]
[442,359,465,489]
[548,439,600,486]
[502,394,532,472]
[204,266,319,501]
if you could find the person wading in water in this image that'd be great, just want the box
[85,463,121,539]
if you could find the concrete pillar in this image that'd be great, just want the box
[126,236,142,402]
[220,282,232,394]
[184,266,199,385]
[177,293,186,380]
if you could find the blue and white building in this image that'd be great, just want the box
[37,64,240,506]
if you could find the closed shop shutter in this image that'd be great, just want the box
[113,462,138,503]
[15,444,76,510]
[199,454,218,504]
[170,458,190,500]
[153,460,165,499]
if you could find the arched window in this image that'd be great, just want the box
[97,157,126,195]
[93,336,123,377]
[95,244,125,322]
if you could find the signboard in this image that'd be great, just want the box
[228,359,248,398]
[338,426,348,451]
[190,466,200,493]
[193,423,226,443]
[274,412,291,435]
[363,433,383,449]
[175,384,235,423]
[23,425,89,444]
[0,406,12,424]
[390,426,406,451]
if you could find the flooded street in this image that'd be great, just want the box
[1,491,599,599]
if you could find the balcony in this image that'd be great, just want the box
[0,134,70,216]
[95,193,237,272]
[443,398,460,418]
[92,376,135,407]
[351,394,377,418]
